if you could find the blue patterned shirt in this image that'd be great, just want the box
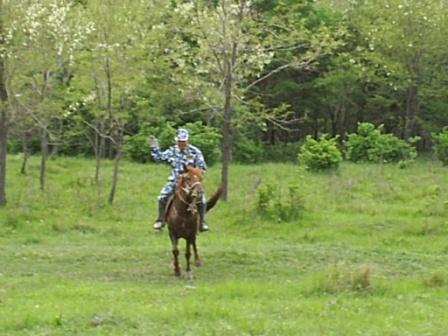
[151,144,207,182]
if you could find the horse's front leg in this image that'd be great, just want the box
[185,239,193,279]
[170,235,181,277]
[192,236,202,267]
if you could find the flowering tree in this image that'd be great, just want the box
[8,0,94,191]
[70,0,173,203]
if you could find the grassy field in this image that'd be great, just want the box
[1,154,448,335]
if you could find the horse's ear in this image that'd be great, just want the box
[185,163,196,172]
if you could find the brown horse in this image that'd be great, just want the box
[165,165,222,278]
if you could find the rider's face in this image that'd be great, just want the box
[177,140,187,151]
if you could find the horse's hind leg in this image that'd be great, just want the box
[192,237,202,267]
[185,240,193,279]
[171,236,181,277]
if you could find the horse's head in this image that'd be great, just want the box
[176,164,204,205]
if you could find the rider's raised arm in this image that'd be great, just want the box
[151,146,175,163]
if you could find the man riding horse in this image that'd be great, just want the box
[148,128,209,232]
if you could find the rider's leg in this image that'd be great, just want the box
[198,194,209,232]
[153,183,174,230]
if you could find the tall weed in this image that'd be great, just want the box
[256,183,304,222]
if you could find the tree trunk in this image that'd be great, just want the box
[0,18,8,205]
[312,112,319,139]
[20,130,30,175]
[107,139,114,159]
[94,119,104,183]
[339,106,346,140]
[0,105,6,206]
[108,130,122,204]
[40,128,48,191]
[220,61,233,200]
[49,119,62,159]
[329,107,337,138]
[404,85,418,139]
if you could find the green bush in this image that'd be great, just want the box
[124,121,221,165]
[298,135,342,171]
[433,128,448,166]
[345,122,417,163]
[256,183,303,222]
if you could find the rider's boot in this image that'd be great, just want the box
[153,197,168,230]
[198,201,209,232]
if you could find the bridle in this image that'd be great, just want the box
[176,172,203,214]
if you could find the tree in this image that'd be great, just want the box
[174,0,343,199]
[349,0,448,138]
[8,0,93,191]
[0,0,8,205]
[70,0,173,203]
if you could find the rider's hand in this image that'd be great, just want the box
[148,135,159,149]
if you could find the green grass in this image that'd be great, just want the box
[1,155,448,335]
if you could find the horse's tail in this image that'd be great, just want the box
[206,185,223,212]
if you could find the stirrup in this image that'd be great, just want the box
[199,222,209,232]
[153,220,164,230]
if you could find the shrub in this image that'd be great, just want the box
[124,122,221,165]
[298,135,342,171]
[123,122,175,163]
[433,128,448,166]
[345,122,417,163]
[256,183,303,222]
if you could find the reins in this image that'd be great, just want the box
[175,175,203,214]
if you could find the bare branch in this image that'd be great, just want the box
[81,119,117,145]
[266,116,302,132]
[245,49,320,91]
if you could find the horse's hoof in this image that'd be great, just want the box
[174,271,181,277]
[186,271,194,280]
[195,259,202,267]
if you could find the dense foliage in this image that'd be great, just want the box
[345,123,417,163]
[3,0,447,162]
[298,134,342,171]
